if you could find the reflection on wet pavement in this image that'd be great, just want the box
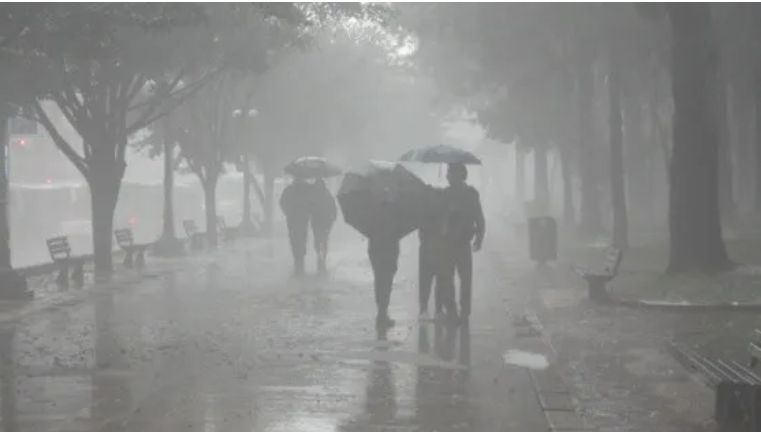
[0,238,547,431]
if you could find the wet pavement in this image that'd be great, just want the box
[0,232,552,431]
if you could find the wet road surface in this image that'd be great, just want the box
[0,234,549,431]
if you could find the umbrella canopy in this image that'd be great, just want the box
[284,156,343,179]
[337,160,429,240]
[399,144,482,165]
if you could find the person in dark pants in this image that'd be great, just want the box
[439,162,486,325]
[310,179,338,273]
[280,177,312,276]
[418,185,447,320]
[367,233,400,328]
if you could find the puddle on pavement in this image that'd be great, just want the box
[503,349,550,370]
[332,350,465,369]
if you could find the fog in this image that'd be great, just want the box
[0,3,759,432]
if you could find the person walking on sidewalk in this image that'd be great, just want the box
[310,178,338,273]
[280,177,312,276]
[439,162,486,325]
[367,234,400,329]
[418,185,448,320]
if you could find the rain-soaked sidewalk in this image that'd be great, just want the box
[0,232,558,432]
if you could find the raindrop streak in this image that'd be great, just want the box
[503,350,550,370]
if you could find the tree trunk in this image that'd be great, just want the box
[89,171,120,277]
[577,59,604,238]
[666,3,731,273]
[263,171,275,235]
[0,326,17,432]
[732,88,753,215]
[162,139,175,239]
[0,106,11,269]
[515,146,525,206]
[154,138,184,256]
[560,146,575,227]
[534,143,550,215]
[238,154,256,235]
[754,74,761,214]
[715,73,737,228]
[203,179,218,249]
[608,49,628,249]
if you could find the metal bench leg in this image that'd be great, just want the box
[71,263,84,286]
[135,249,146,269]
[123,251,134,269]
[588,279,612,303]
[749,386,761,432]
[716,382,750,431]
[56,264,69,288]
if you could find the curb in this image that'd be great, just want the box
[603,295,761,312]
[487,249,596,432]
[0,239,270,326]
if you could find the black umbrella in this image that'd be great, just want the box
[337,160,428,240]
[399,144,482,165]
[284,156,343,179]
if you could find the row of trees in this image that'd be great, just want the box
[145,10,440,255]
[0,3,442,281]
[400,3,761,274]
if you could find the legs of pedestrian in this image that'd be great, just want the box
[368,239,399,328]
[418,246,435,318]
[288,220,308,275]
[456,246,473,323]
[321,233,330,272]
[437,250,459,323]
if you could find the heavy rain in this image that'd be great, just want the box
[0,3,754,432]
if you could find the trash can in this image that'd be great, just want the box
[528,216,557,264]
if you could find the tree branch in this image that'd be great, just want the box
[33,100,88,176]
[126,69,222,135]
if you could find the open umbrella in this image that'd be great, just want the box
[284,156,343,179]
[337,160,428,240]
[399,144,482,165]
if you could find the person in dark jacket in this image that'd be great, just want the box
[438,162,486,325]
[368,234,399,328]
[280,177,312,276]
[418,185,448,320]
[366,198,403,328]
[310,179,338,273]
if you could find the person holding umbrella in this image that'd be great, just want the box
[439,162,486,325]
[310,178,337,273]
[280,176,312,276]
[398,145,485,325]
[282,156,342,276]
[337,161,429,328]
[367,220,401,328]
[418,185,448,320]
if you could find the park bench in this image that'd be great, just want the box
[114,228,153,269]
[216,216,237,243]
[572,246,623,302]
[46,236,92,287]
[669,338,761,432]
[183,219,206,251]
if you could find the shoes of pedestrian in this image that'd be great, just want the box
[376,314,395,328]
